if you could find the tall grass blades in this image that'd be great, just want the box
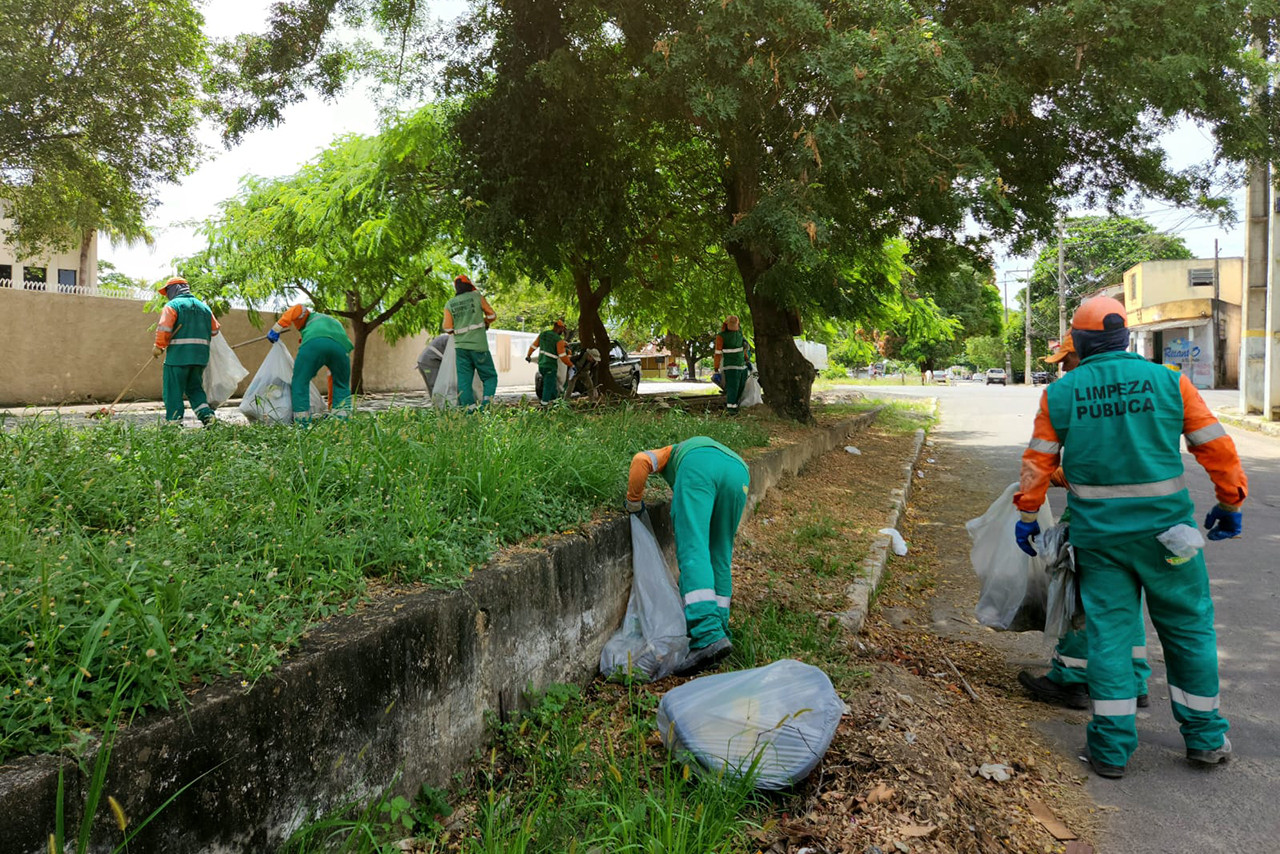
[0,408,766,762]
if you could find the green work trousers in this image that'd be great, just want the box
[457,348,498,409]
[1079,537,1229,768]
[293,337,352,420]
[723,367,747,413]
[539,365,560,405]
[1048,604,1150,695]
[671,446,751,649]
[162,364,214,424]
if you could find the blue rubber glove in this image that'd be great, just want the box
[1015,518,1040,556]
[266,329,280,343]
[1204,504,1242,541]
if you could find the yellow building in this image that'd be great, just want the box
[1119,257,1242,389]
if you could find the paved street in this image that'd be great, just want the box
[850,381,1280,851]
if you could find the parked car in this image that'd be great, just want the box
[985,368,1007,386]
[1031,370,1054,385]
[533,340,642,398]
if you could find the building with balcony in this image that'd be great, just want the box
[1119,257,1242,389]
[0,214,98,292]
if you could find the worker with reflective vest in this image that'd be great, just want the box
[417,333,450,393]
[714,316,748,414]
[442,274,498,409]
[626,437,750,676]
[526,319,573,406]
[152,276,220,426]
[1014,296,1247,779]
[267,304,354,422]
[1016,331,1151,711]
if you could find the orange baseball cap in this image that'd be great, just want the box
[157,276,187,294]
[1045,330,1075,364]
[1072,296,1127,331]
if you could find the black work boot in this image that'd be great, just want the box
[1187,736,1232,767]
[674,637,733,677]
[1081,744,1125,779]
[1018,671,1089,710]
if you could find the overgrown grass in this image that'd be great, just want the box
[0,407,767,761]
[283,683,765,854]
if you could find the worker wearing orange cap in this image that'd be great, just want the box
[714,316,748,414]
[1014,296,1247,779]
[442,274,498,409]
[153,276,220,425]
[1018,330,1151,711]
[527,319,573,406]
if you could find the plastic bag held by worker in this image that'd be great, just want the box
[740,374,764,408]
[1040,522,1085,640]
[204,334,249,408]
[239,342,326,423]
[600,511,689,682]
[430,336,485,407]
[657,659,844,790]
[968,482,1055,631]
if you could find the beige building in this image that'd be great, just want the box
[1119,257,1242,389]
[0,214,98,292]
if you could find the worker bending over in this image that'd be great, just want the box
[268,304,354,423]
[527,319,573,406]
[153,276,220,426]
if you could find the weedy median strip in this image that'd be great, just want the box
[0,406,766,762]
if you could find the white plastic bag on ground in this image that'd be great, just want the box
[204,334,249,408]
[600,511,689,682]
[657,659,844,790]
[431,336,485,407]
[968,483,1054,632]
[739,374,763,408]
[239,341,326,423]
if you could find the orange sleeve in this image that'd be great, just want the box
[1049,467,1068,488]
[526,339,537,358]
[154,304,178,348]
[557,339,572,366]
[272,304,307,334]
[1180,375,1247,507]
[442,307,454,333]
[627,446,674,502]
[714,334,724,371]
[481,296,496,325]
[1014,390,1061,513]
[211,314,221,337]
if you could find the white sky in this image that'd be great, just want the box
[104,2,1248,302]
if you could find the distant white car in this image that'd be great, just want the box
[985,368,1007,386]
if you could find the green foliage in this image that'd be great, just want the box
[963,335,1007,371]
[0,408,766,761]
[0,0,206,257]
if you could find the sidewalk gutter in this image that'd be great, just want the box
[1214,407,1280,440]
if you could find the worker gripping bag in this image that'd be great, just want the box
[599,510,688,682]
[204,334,249,408]
[430,335,485,407]
[239,341,326,423]
[656,659,844,790]
[968,482,1055,631]
[1040,522,1085,641]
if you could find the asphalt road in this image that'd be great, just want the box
[849,380,1280,851]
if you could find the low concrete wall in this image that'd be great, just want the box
[0,412,878,854]
[0,290,535,406]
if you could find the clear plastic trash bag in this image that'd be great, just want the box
[204,334,249,408]
[968,482,1055,631]
[430,335,485,407]
[1040,522,1085,641]
[657,659,844,790]
[740,374,764,408]
[599,511,689,682]
[239,341,326,423]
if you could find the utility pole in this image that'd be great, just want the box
[1002,278,1012,379]
[1057,214,1067,376]
[1024,276,1033,384]
[1212,239,1223,389]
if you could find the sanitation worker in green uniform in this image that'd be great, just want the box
[626,437,751,676]
[268,304,354,423]
[714,315,748,414]
[152,276,220,426]
[443,274,498,409]
[526,319,573,406]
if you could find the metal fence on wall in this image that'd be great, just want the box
[0,277,151,301]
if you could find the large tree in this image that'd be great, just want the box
[0,0,206,259]
[183,106,463,390]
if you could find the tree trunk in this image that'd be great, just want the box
[571,262,627,395]
[77,229,92,291]
[349,316,368,395]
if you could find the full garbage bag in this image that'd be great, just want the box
[968,482,1055,631]
[239,341,326,424]
[431,335,485,407]
[204,334,249,408]
[1040,522,1085,641]
[740,373,763,408]
[657,659,844,790]
[599,511,688,682]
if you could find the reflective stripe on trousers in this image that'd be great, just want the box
[683,588,731,609]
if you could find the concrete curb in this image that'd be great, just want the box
[839,415,932,633]
[0,410,881,854]
[1215,408,1280,439]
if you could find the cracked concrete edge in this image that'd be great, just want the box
[839,404,934,634]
